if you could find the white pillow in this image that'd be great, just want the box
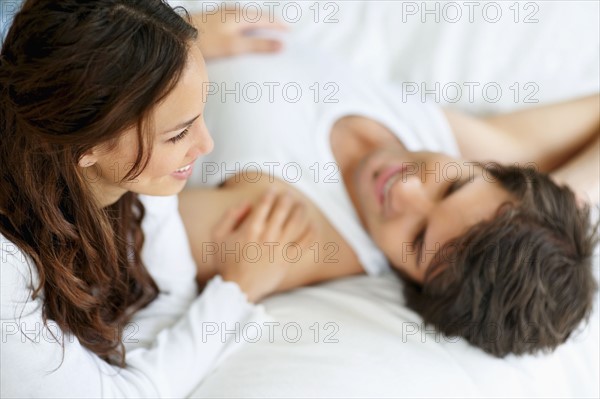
[190,268,599,398]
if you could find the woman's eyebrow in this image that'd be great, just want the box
[162,114,201,135]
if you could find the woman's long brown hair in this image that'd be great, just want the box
[0,0,198,368]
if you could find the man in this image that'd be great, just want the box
[178,42,599,357]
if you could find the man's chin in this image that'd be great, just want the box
[390,264,423,287]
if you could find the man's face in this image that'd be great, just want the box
[353,146,513,283]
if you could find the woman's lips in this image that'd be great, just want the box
[170,161,195,180]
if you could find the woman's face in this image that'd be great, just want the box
[353,146,514,283]
[80,44,213,207]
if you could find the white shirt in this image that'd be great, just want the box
[1,194,270,398]
[188,41,461,276]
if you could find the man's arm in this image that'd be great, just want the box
[550,133,600,205]
[445,94,600,173]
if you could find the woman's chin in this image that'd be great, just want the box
[126,179,187,198]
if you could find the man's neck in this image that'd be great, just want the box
[330,116,406,225]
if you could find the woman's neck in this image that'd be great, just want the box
[87,178,127,209]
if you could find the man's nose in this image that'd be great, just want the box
[390,174,434,215]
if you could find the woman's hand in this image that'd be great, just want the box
[191,7,287,60]
[211,189,315,302]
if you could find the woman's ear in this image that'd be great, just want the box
[78,151,98,168]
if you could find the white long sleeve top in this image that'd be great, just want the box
[1,194,270,398]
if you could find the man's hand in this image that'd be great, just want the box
[192,6,288,60]
[551,133,600,206]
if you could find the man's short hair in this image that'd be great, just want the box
[398,163,598,357]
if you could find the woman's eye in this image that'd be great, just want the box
[169,128,190,144]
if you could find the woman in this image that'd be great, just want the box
[179,43,599,357]
[0,1,306,397]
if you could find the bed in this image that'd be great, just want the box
[170,1,600,397]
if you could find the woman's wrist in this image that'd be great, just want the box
[189,9,286,60]
[220,272,263,303]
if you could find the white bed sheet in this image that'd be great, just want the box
[164,1,600,397]
[189,269,599,398]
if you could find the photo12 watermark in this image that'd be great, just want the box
[0,1,21,40]
[201,240,340,265]
[203,81,340,104]
[401,321,543,345]
[399,1,540,24]
[2,320,140,345]
[372,160,540,186]
[200,320,340,343]
[199,1,340,24]
[200,161,340,185]
[401,81,540,104]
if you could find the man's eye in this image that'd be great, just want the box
[169,128,190,144]
[444,180,464,198]
[415,226,426,265]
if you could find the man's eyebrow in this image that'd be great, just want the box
[415,228,426,267]
[161,114,201,135]
[416,175,480,266]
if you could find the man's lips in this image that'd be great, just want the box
[374,164,406,206]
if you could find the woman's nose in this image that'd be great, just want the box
[190,124,214,157]
[390,174,434,215]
